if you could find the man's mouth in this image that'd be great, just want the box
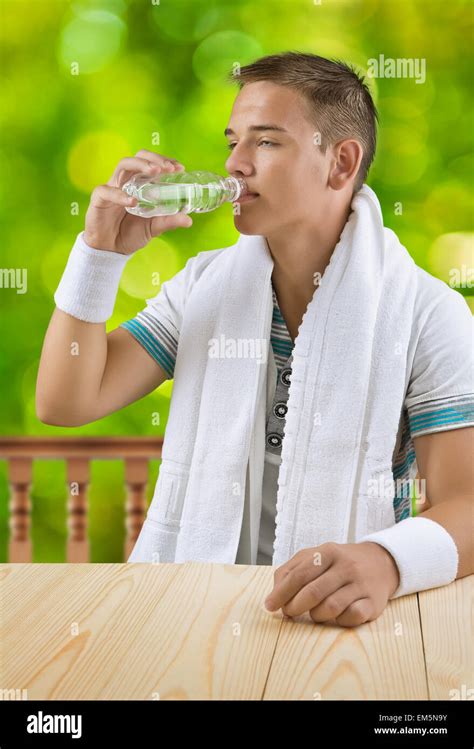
[235,192,260,204]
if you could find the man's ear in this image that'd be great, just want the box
[327,139,364,191]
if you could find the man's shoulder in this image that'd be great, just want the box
[404,264,473,422]
[407,264,472,392]
[412,264,472,330]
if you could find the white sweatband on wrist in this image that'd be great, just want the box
[360,516,459,599]
[53,231,131,323]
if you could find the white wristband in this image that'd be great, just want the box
[360,516,459,598]
[53,231,131,323]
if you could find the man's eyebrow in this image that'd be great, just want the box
[224,124,288,136]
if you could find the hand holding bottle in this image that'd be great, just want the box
[83,149,193,255]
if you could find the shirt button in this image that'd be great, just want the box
[280,368,292,387]
[274,402,288,419]
[267,432,282,448]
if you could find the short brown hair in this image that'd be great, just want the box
[228,51,378,192]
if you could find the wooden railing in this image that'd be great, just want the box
[0,437,163,563]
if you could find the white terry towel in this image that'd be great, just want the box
[128,185,418,566]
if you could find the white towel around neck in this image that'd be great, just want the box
[128,184,418,566]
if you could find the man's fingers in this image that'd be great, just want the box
[272,552,304,588]
[107,156,179,188]
[281,566,349,618]
[265,546,335,612]
[91,184,137,209]
[135,149,185,169]
[307,582,361,623]
[334,597,374,628]
[109,156,165,182]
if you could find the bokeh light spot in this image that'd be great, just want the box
[151,0,219,42]
[120,237,181,300]
[67,131,131,192]
[427,232,474,286]
[58,10,126,75]
[192,31,263,85]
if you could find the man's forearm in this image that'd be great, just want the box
[417,495,473,579]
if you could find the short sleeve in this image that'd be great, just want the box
[120,256,196,379]
[405,286,474,438]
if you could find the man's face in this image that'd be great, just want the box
[224,81,331,237]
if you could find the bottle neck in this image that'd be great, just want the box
[222,176,247,201]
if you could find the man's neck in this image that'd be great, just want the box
[266,202,352,341]
[267,204,351,302]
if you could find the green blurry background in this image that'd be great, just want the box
[0,0,472,562]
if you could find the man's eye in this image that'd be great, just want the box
[226,140,277,150]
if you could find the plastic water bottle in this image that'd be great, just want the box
[122,170,248,217]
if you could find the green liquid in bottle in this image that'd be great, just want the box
[122,170,246,217]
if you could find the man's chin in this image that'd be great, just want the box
[233,214,268,236]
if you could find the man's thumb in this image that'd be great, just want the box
[151,213,193,236]
[176,214,193,228]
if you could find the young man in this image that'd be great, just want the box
[37,52,473,628]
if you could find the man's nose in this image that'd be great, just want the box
[225,144,254,177]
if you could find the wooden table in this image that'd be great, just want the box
[1,564,471,701]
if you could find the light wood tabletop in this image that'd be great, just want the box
[1,563,471,701]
